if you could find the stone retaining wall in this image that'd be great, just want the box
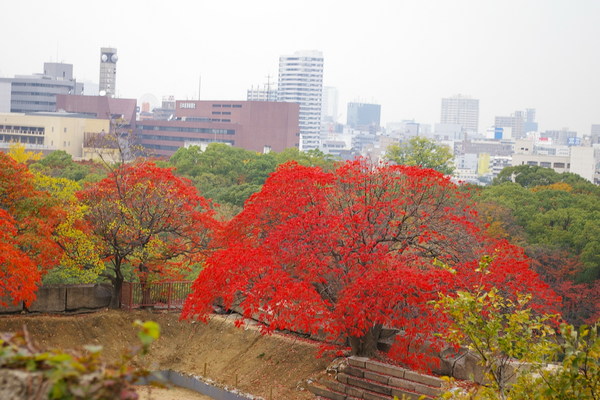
[308,356,446,400]
[0,284,112,314]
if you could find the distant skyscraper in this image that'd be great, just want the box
[0,62,83,113]
[440,95,479,134]
[347,102,381,131]
[321,86,339,122]
[99,47,118,97]
[591,124,600,145]
[277,50,324,151]
[495,108,537,139]
[523,108,538,133]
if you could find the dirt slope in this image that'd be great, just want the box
[0,310,330,399]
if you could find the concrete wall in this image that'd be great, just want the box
[0,284,112,314]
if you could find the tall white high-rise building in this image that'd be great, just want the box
[321,86,338,123]
[440,94,479,134]
[278,50,324,151]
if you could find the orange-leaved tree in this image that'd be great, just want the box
[0,152,64,305]
[77,161,220,307]
[182,159,559,370]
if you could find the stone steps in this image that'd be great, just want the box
[308,356,445,400]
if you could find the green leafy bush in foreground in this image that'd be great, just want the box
[0,320,160,399]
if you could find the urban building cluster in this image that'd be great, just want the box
[0,48,598,184]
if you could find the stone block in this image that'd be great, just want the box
[403,380,442,398]
[432,346,466,376]
[388,376,416,392]
[348,356,369,368]
[404,370,444,388]
[347,375,392,396]
[322,378,347,393]
[26,286,66,313]
[451,350,486,384]
[341,364,365,378]
[365,359,406,378]
[363,391,393,400]
[337,372,349,384]
[364,370,389,384]
[389,377,442,398]
[376,336,394,352]
[346,386,365,398]
[65,284,112,310]
[379,327,399,340]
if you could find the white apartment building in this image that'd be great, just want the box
[321,86,338,123]
[278,50,324,151]
[440,95,479,135]
[512,138,598,182]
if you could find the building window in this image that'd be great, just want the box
[212,111,221,115]
[554,162,565,168]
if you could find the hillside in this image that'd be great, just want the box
[0,310,330,399]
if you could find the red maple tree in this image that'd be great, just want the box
[529,248,600,325]
[77,161,219,307]
[0,153,64,305]
[182,160,559,369]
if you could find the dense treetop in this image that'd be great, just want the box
[385,136,455,175]
[183,160,558,368]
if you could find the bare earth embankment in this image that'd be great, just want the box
[0,310,330,399]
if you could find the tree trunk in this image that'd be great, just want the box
[108,264,124,309]
[110,278,123,309]
[349,324,383,358]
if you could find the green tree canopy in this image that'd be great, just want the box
[30,150,100,182]
[479,181,600,282]
[169,144,337,209]
[385,136,455,175]
[493,165,593,190]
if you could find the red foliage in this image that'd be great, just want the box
[77,162,219,288]
[0,153,64,305]
[182,160,559,370]
[529,248,600,325]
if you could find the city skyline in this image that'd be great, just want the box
[1,0,598,135]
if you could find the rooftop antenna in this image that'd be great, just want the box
[265,74,273,101]
[198,74,201,100]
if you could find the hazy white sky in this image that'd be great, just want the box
[1,0,598,134]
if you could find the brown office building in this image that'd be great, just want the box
[56,94,137,127]
[137,100,299,157]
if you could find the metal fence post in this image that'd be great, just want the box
[167,282,173,311]
[129,282,134,311]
